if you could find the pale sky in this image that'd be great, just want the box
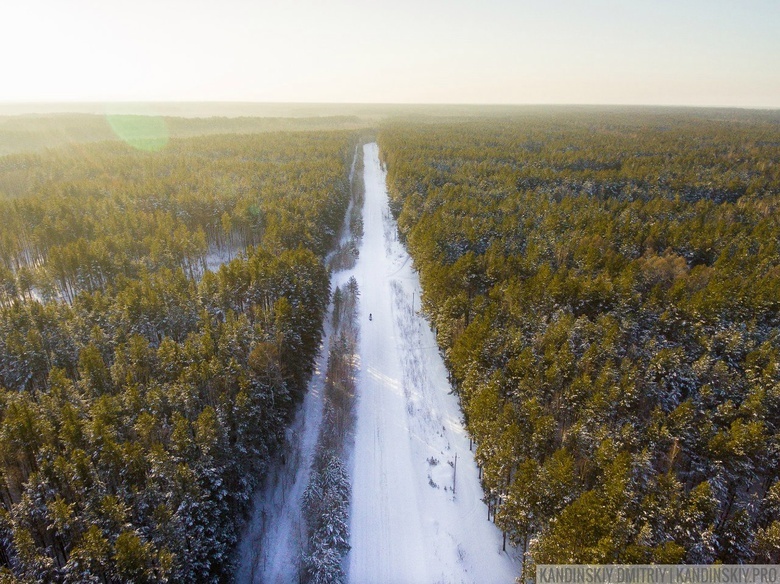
[2,0,779,107]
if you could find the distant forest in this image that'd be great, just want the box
[380,112,780,570]
[0,130,356,582]
[0,114,367,157]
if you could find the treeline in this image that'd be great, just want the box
[0,132,354,303]
[378,113,780,571]
[0,131,354,582]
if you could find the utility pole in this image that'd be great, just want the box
[453,453,457,494]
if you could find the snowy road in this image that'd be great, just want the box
[346,143,520,583]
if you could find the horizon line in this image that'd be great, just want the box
[0,100,779,111]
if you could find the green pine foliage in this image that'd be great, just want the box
[0,131,355,303]
[0,131,353,582]
[378,111,780,569]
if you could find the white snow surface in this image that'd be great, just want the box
[345,143,520,583]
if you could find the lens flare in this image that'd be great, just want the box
[106,114,169,151]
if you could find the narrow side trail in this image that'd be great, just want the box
[233,315,331,583]
[347,143,520,583]
[234,145,361,584]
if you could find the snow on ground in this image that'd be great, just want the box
[204,246,235,273]
[346,143,520,584]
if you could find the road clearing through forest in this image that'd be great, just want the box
[346,142,520,583]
